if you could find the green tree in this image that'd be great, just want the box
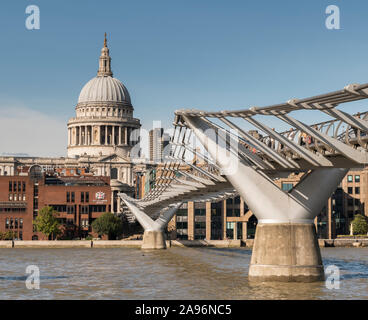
[351,214,368,235]
[33,206,61,240]
[0,231,16,240]
[91,212,123,240]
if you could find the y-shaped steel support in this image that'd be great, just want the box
[121,197,182,249]
[183,115,348,282]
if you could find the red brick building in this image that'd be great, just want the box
[0,166,111,240]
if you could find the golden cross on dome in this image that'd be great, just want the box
[104,32,107,47]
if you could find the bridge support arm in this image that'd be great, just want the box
[121,196,182,249]
[182,115,347,282]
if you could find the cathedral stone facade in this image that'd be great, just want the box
[0,34,143,213]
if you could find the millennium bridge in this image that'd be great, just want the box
[120,83,368,282]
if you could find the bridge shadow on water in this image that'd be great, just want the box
[189,246,252,257]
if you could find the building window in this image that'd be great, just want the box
[86,192,89,203]
[34,185,38,197]
[355,187,360,194]
[17,182,21,192]
[111,168,118,179]
[9,194,12,201]
[71,192,75,203]
[66,192,70,202]
[234,209,241,217]
[80,205,89,214]
[226,208,233,217]
[81,219,89,227]
[355,175,360,183]
[282,183,293,191]
[81,192,85,203]
[19,219,23,229]
[13,182,17,192]
[67,205,75,214]
[15,218,18,229]
[5,218,9,229]
[348,187,353,194]
[194,208,206,216]
[195,221,206,229]
[9,181,12,192]
[347,175,353,182]
[226,222,235,239]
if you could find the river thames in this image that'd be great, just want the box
[0,247,367,299]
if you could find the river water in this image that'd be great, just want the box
[0,247,367,299]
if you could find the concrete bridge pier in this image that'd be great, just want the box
[120,197,182,250]
[142,230,167,250]
[183,114,348,282]
[249,222,323,282]
[245,168,347,282]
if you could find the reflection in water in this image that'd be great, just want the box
[0,247,367,299]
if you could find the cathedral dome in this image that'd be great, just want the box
[78,76,131,105]
[77,33,132,107]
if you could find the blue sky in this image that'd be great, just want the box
[1,0,368,156]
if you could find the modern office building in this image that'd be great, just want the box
[149,128,170,163]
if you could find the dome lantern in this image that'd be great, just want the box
[97,33,113,77]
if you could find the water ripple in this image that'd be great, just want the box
[0,247,366,299]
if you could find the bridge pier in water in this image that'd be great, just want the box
[120,197,182,250]
[249,223,323,282]
[183,115,349,282]
[142,230,166,250]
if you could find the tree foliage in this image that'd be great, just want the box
[91,212,123,240]
[33,206,61,239]
[352,214,368,235]
[0,231,17,240]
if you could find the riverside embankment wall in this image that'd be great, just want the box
[0,239,366,248]
[0,239,243,248]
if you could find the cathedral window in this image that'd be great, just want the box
[111,168,118,179]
